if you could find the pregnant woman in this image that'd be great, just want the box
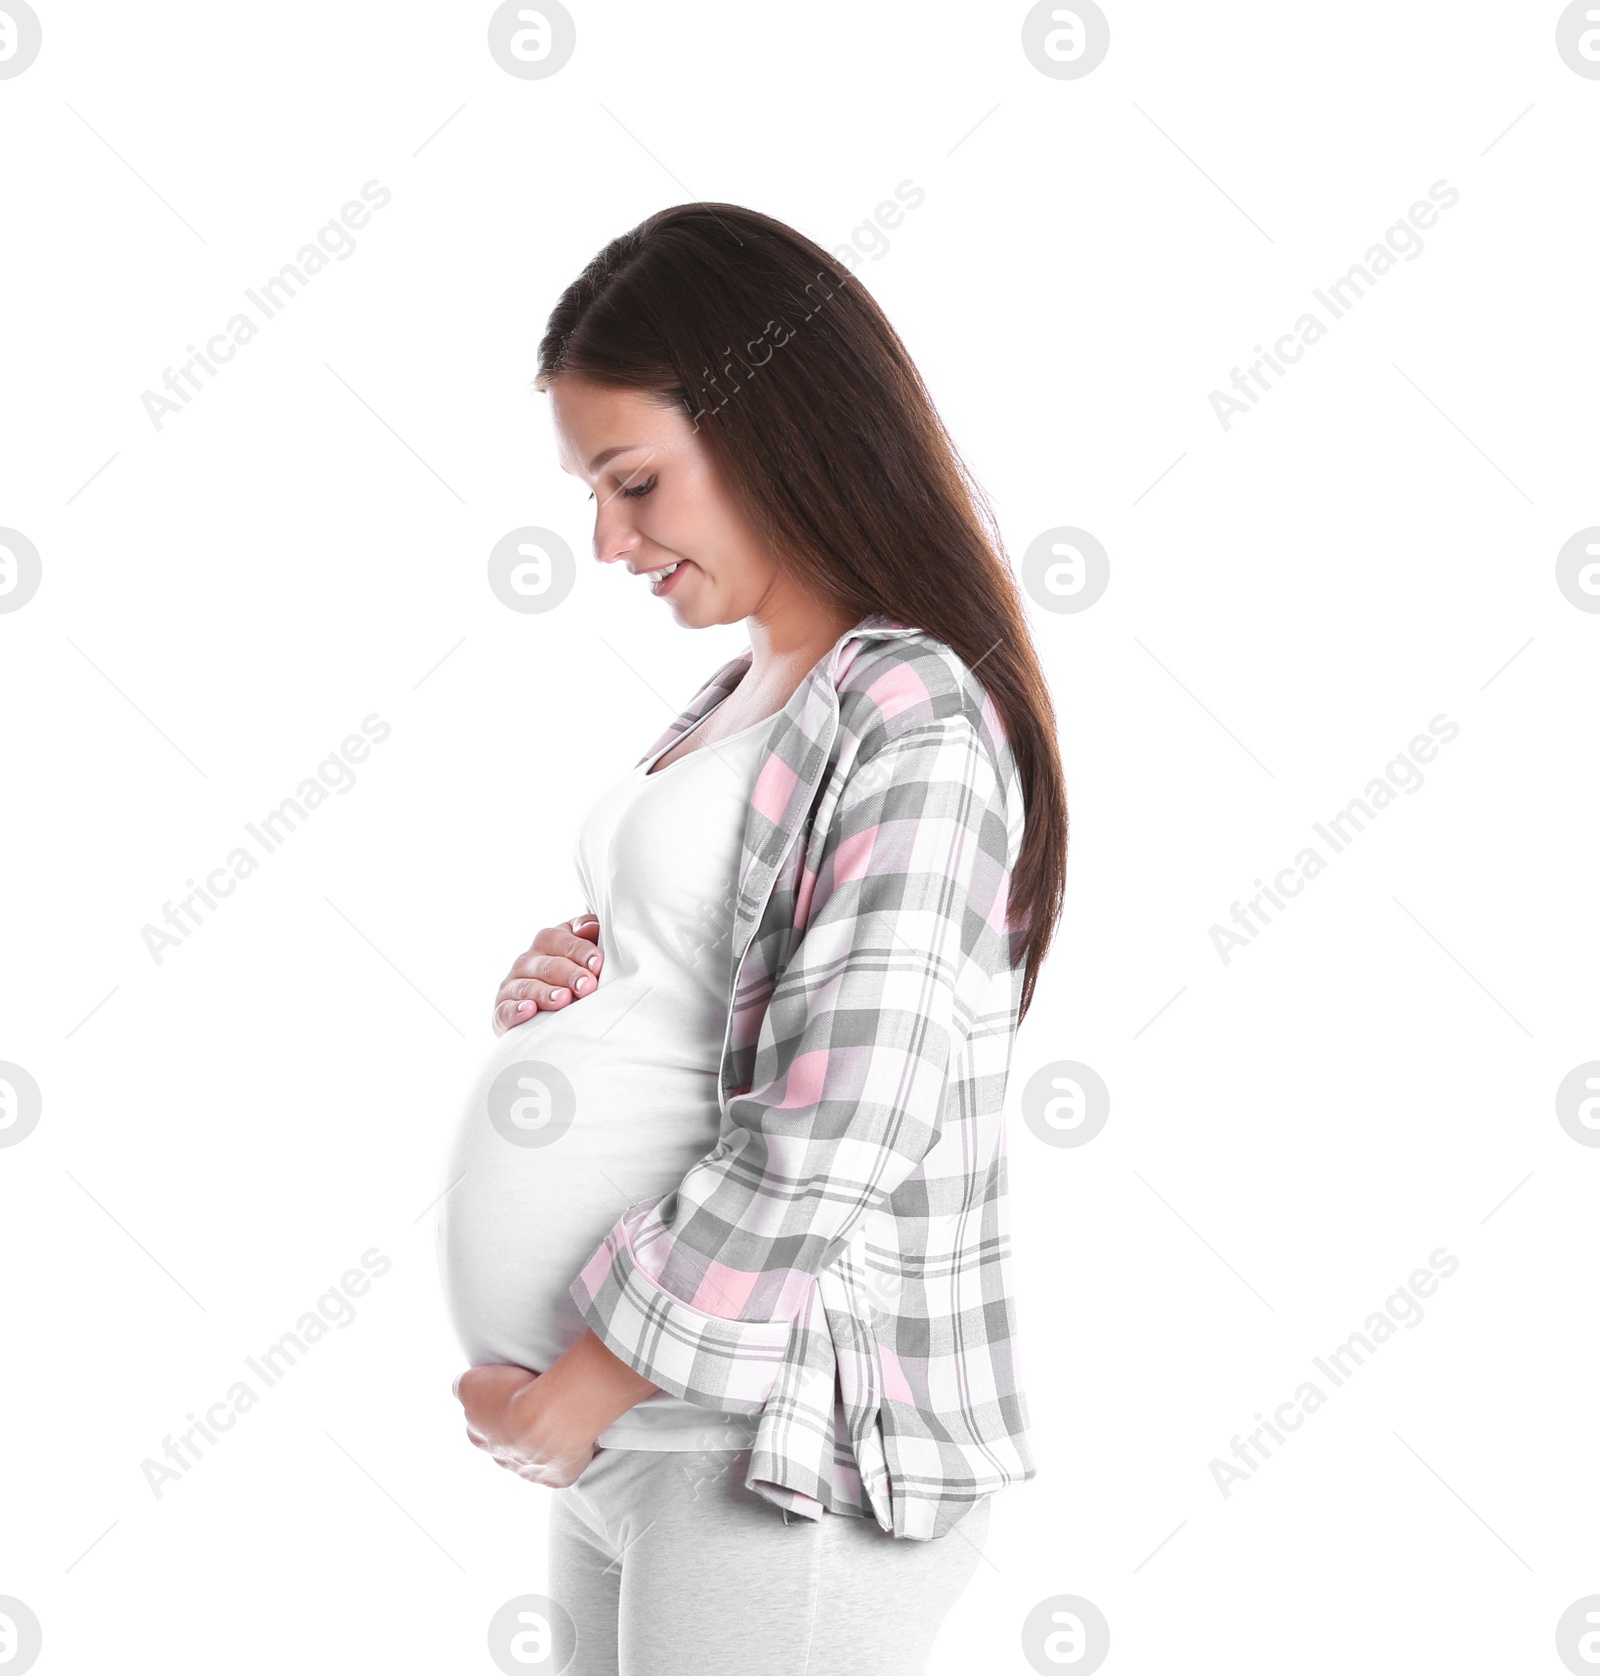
[438,202,1068,1676]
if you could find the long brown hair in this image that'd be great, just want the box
[534,202,1066,1017]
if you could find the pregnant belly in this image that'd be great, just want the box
[435,1002,725,1376]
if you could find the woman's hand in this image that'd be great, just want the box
[453,1365,597,1489]
[453,1334,660,1488]
[493,914,606,1035]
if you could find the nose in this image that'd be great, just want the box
[592,496,642,568]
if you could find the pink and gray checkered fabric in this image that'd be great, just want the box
[571,614,1037,1540]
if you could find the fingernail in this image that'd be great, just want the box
[551,988,570,1003]
[573,975,590,993]
[517,1000,535,1014]
[588,953,602,971]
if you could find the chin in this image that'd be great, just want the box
[670,588,733,630]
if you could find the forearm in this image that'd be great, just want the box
[540,1327,661,1438]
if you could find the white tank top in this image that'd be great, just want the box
[436,707,776,1449]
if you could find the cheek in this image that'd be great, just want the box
[651,464,757,592]
[646,486,706,558]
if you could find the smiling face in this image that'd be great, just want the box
[551,375,793,629]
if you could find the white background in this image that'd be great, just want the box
[2,2,1597,1672]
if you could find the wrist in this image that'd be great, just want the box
[539,1329,660,1438]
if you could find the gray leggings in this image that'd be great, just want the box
[546,1445,991,1675]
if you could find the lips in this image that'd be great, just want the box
[647,560,687,597]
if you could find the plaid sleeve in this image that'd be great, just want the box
[568,714,1011,1412]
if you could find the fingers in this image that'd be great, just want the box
[518,960,598,1002]
[457,1362,539,1405]
[454,1366,481,1406]
[493,920,606,1032]
[492,974,585,1034]
[530,922,606,977]
[494,987,557,1035]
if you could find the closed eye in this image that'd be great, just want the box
[588,473,657,503]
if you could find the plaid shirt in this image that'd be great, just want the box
[570,613,1036,1541]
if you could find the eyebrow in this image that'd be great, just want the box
[587,443,647,472]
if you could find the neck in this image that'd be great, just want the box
[742,589,860,698]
